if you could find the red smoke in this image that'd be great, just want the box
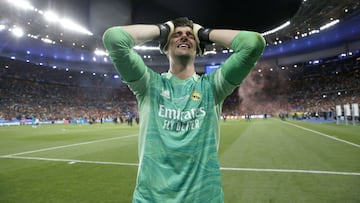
[237,66,289,115]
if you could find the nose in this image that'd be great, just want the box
[180,34,189,41]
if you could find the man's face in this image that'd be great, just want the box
[166,26,197,57]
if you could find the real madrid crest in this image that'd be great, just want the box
[190,90,201,101]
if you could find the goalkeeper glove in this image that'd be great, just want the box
[193,23,212,56]
[157,21,174,54]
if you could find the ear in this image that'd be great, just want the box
[164,49,169,55]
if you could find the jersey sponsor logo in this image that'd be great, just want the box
[158,105,206,120]
[158,105,206,131]
[162,119,200,131]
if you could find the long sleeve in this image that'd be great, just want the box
[220,31,266,85]
[102,26,147,82]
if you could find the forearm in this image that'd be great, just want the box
[121,24,160,45]
[213,30,266,85]
[208,29,241,48]
[102,26,153,82]
[209,29,265,51]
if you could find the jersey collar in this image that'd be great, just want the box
[163,71,200,82]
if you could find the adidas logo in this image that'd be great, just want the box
[160,90,170,99]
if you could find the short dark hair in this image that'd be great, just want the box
[172,17,194,29]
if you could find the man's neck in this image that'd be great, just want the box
[168,56,196,80]
[169,64,195,80]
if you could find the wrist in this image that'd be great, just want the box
[198,28,213,43]
[193,24,213,56]
[157,23,170,40]
[157,21,174,53]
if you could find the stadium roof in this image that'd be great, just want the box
[0,0,359,74]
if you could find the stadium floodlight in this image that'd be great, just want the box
[7,0,93,36]
[94,49,109,56]
[134,45,159,51]
[43,11,60,23]
[41,38,55,44]
[320,19,340,30]
[0,24,6,31]
[60,18,93,36]
[11,27,24,37]
[204,50,217,55]
[309,30,319,35]
[261,21,291,36]
[7,0,35,11]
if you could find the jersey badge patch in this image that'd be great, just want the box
[191,90,201,101]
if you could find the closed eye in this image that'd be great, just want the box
[173,31,195,39]
[186,31,195,39]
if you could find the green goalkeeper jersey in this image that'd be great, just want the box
[103,26,265,203]
[128,69,235,202]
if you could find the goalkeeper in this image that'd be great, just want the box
[103,17,265,203]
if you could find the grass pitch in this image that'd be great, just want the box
[0,118,359,203]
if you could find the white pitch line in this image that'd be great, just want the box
[0,155,139,167]
[3,134,138,157]
[283,121,360,148]
[1,155,359,176]
[221,167,360,176]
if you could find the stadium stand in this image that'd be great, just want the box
[1,52,359,124]
[1,0,359,124]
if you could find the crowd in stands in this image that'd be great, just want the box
[0,53,359,123]
[220,54,360,120]
[0,57,137,123]
[0,76,137,122]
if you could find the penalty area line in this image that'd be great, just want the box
[282,121,360,148]
[1,155,358,176]
[0,155,139,167]
[3,134,138,157]
[221,167,360,176]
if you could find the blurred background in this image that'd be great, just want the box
[0,0,359,124]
